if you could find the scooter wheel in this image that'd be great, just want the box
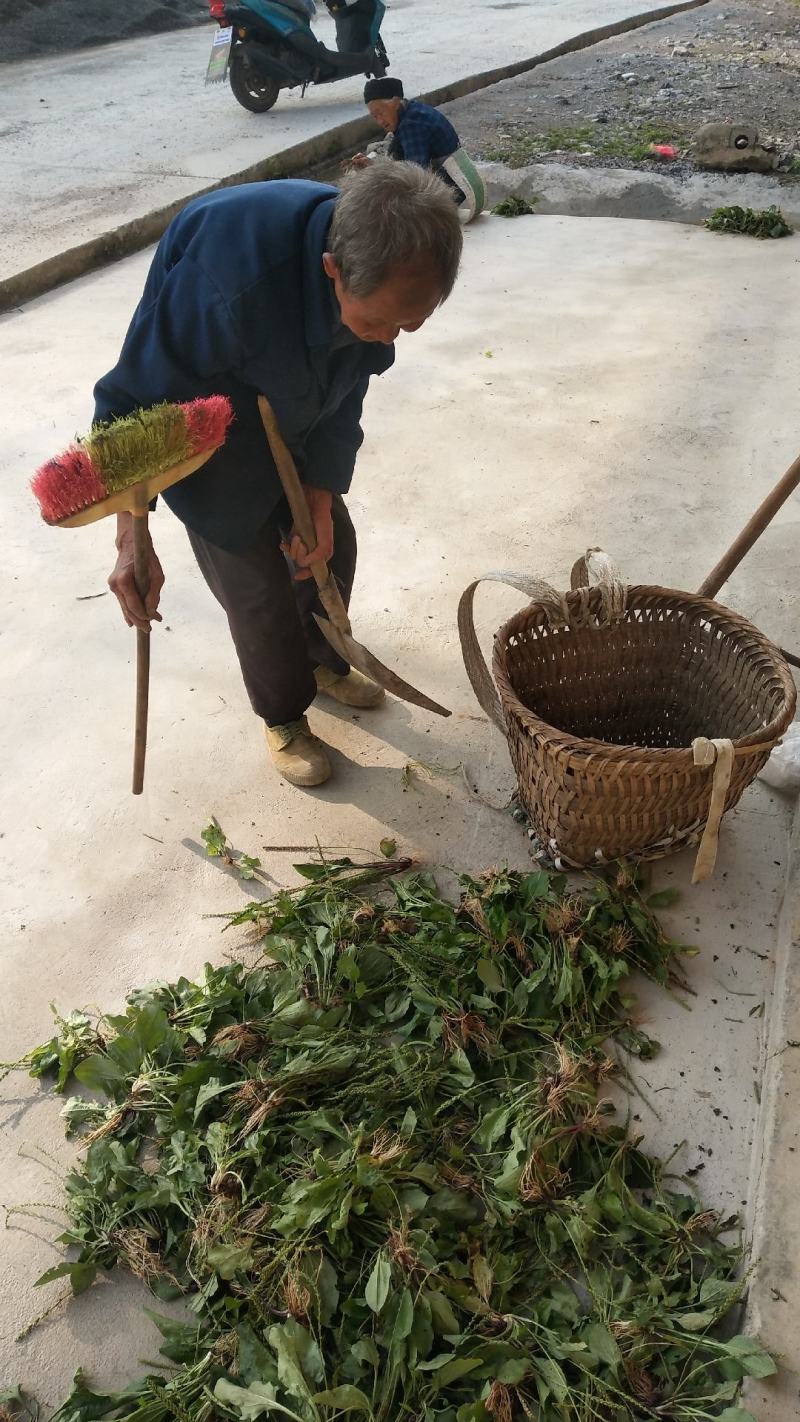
[229,51,280,113]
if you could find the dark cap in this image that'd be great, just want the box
[364,77,404,102]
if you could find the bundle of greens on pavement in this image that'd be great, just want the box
[16,858,773,1422]
[704,206,792,239]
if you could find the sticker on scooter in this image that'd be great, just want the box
[206,26,233,84]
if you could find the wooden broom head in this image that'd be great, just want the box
[31,397,234,528]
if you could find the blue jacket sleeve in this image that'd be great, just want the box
[301,375,370,495]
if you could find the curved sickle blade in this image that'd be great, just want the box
[313,614,451,718]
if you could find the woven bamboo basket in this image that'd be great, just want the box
[459,554,796,880]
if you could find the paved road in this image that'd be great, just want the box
[0,0,682,280]
[2,207,799,1403]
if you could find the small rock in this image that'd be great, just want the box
[591,110,610,123]
[554,94,570,104]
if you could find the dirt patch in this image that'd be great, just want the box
[441,0,800,178]
[4,0,209,62]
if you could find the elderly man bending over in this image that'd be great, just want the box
[97,162,462,789]
[356,78,485,223]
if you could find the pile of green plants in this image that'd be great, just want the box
[704,205,792,239]
[9,859,773,1422]
[492,196,536,219]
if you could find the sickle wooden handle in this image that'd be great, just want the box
[258,394,352,635]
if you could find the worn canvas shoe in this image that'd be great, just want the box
[314,665,385,709]
[264,717,331,788]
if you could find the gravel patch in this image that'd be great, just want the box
[440,0,800,178]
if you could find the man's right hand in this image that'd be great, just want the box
[109,512,165,631]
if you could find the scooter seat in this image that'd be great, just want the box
[284,24,373,69]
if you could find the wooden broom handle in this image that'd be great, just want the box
[698,449,800,599]
[257,394,351,635]
[132,502,151,795]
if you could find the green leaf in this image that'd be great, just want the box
[214,1379,302,1421]
[496,1360,530,1385]
[718,1410,758,1422]
[131,1002,171,1054]
[582,1323,621,1368]
[475,1104,510,1150]
[238,854,262,881]
[399,1107,417,1136]
[647,888,680,908]
[35,1261,97,1296]
[470,1252,493,1303]
[430,1357,483,1389]
[0,1387,37,1420]
[393,1287,414,1341]
[73,1054,124,1094]
[426,1289,460,1336]
[312,1387,372,1413]
[350,1339,380,1370]
[202,820,229,857]
[679,1310,716,1331]
[721,1337,777,1379]
[379,838,397,859]
[269,1319,324,1401]
[476,958,504,993]
[206,1243,254,1279]
[535,1356,568,1405]
[365,1252,391,1313]
[193,1076,239,1121]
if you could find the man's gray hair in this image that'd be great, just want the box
[328,160,463,300]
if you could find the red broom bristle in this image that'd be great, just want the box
[31,446,108,525]
[183,396,234,454]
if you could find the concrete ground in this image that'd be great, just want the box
[2,213,800,1406]
[0,0,701,284]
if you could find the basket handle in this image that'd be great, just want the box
[457,550,625,729]
[691,737,735,883]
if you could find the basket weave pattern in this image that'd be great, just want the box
[491,584,796,866]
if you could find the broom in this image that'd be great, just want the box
[32,396,234,794]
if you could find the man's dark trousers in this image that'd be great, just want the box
[187,496,355,728]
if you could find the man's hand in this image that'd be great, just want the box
[109,512,165,630]
[346,153,370,171]
[281,486,334,581]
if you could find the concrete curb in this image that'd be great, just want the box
[742,794,800,1420]
[481,159,800,227]
[0,0,708,313]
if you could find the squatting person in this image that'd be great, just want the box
[353,77,485,223]
[98,163,462,789]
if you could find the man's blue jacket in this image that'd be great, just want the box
[93,180,395,551]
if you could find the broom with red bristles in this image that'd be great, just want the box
[32,396,234,794]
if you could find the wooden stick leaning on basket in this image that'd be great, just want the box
[459,451,800,883]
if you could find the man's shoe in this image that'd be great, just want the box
[264,717,331,788]
[314,666,385,709]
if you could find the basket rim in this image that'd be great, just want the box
[492,582,797,763]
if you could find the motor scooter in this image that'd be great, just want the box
[206,0,388,114]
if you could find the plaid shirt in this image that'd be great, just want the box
[390,99,459,169]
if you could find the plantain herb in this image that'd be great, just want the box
[15,857,773,1422]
